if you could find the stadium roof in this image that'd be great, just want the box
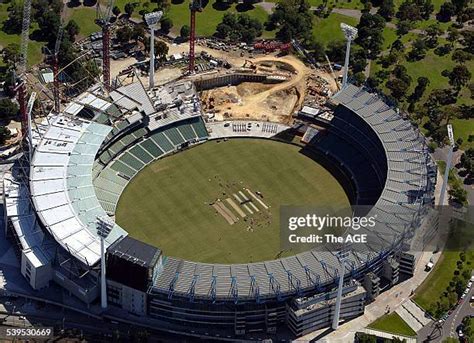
[30,115,127,266]
[150,84,435,302]
[108,236,161,268]
[3,172,55,268]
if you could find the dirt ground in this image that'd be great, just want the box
[200,55,311,123]
[106,40,338,124]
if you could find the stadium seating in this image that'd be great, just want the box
[129,145,154,164]
[151,132,174,153]
[164,127,185,146]
[140,140,164,159]
[93,117,210,215]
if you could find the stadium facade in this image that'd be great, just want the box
[3,77,437,339]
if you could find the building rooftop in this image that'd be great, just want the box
[108,236,161,268]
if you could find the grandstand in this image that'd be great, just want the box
[2,78,437,339]
[93,116,209,214]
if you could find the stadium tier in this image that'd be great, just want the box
[3,80,437,339]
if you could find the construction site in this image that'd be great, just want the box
[0,0,344,151]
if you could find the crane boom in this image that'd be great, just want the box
[15,0,32,138]
[18,0,32,75]
[188,0,202,74]
[53,25,64,112]
[96,0,116,90]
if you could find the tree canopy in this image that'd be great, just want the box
[215,13,263,44]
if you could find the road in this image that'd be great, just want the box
[418,284,474,342]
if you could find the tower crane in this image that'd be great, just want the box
[14,0,32,139]
[45,25,64,113]
[52,26,63,113]
[96,0,115,90]
[188,0,202,74]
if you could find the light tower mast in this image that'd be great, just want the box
[439,124,455,206]
[332,249,349,330]
[188,0,202,74]
[340,23,358,89]
[97,216,114,310]
[145,11,163,90]
[96,0,115,90]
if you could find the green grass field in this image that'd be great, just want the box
[166,0,272,37]
[414,218,474,315]
[66,7,101,38]
[312,12,358,45]
[116,139,350,264]
[368,312,417,337]
[451,119,474,150]
[0,3,44,66]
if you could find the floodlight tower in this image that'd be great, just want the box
[332,249,349,330]
[145,11,163,90]
[439,124,455,206]
[189,0,203,74]
[26,92,36,162]
[97,216,114,310]
[340,23,358,89]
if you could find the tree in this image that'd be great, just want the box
[452,50,472,64]
[116,26,132,43]
[65,20,80,42]
[0,127,11,145]
[424,23,442,48]
[386,65,411,100]
[387,78,410,99]
[397,0,422,21]
[124,2,135,16]
[448,183,467,205]
[3,3,23,34]
[351,47,368,73]
[449,65,472,91]
[155,40,169,60]
[307,38,326,62]
[2,71,16,97]
[410,76,430,102]
[396,20,413,36]
[451,0,470,14]
[180,25,190,39]
[378,0,395,20]
[0,99,19,120]
[131,25,145,41]
[447,26,460,47]
[461,31,474,52]
[160,17,173,33]
[460,148,474,176]
[355,13,385,58]
[408,38,427,60]
[2,43,20,68]
[215,13,262,44]
[325,40,346,63]
[438,1,456,21]
[37,10,61,45]
[112,6,121,17]
[269,0,313,43]
[57,36,99,92]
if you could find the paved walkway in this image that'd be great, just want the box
[362,328,416,343]
[302,233,441,342]
[395,300,431,332]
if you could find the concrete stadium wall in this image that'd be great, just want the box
[194,73,273,91]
